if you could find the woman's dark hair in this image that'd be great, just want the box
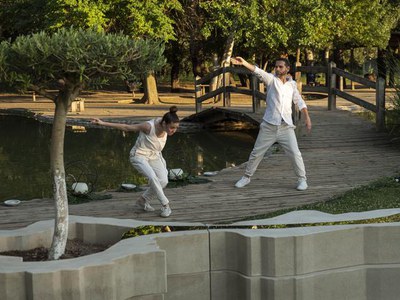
[161,106,179,124]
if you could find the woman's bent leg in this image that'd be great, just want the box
[130,155,169,206]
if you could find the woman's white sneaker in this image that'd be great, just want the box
[136,198,155,212]
[160,205,172,217]
[235,176,251,188]
[296,179,308,191]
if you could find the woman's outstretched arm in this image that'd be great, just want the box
[91,118,151,134]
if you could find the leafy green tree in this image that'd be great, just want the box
[0,0,108,40]
[324,0,399,50]
[46,0,109,30]
[105,0,182,104]
[0,28,165,260]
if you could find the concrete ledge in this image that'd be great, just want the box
[1,216,400,299]
[233,208,400,225]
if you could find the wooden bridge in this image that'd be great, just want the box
[0,71,399,230]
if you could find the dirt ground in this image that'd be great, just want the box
[0,239,111,261]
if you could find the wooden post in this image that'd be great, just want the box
[222,67,227,107]
[328,62,336,110]
[251,74,259,113]
[376,77,386,131]
[195,76,202,113]
[79,99,85,112]
[294,62,302,94]
[70,99,85,113]
[71,101,77,112]
[339,76,344,91]
[226,72,231,107]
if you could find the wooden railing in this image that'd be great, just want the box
[294,62,386,130]
[195,62,386,130]
[194,66,266,113]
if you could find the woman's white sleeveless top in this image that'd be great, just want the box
[130,118,167,159]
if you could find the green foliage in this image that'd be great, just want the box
[1,0,399,80]
[121,225,168,239]
[48,0,110,31]
[167,174,211,188]
[0,0,109,40]
[105,0,182,41]
[0,27,165,95]
[324,0,400,49]
[121,225,206,239]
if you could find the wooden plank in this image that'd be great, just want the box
[1,90,399,230]
[296,66,328,73]
[333,68,375,88]
[302,86,329,93]
[196,87,225,103]
[334,89,376,112]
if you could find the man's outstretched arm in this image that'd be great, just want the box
[230,57,255,72]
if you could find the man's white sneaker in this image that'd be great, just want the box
[160,205,172,217]
[136,198,155,212]
[296,179,308,191]
[235,176,251,188]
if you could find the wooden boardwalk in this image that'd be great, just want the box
[1,90,399,229]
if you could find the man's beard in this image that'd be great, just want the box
[276,70,288,76]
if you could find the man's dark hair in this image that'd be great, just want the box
[275,58,290,67]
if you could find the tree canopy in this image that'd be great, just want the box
[1,0,399,80]
[0,27,165,96]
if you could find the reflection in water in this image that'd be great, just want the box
[0,115,257,201]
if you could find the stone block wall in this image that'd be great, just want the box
[1,217,400,299]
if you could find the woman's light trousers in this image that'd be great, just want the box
[130,154,169,205]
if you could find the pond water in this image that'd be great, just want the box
[0,115,257,201]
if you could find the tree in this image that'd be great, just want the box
[0,0,109,40]
[0,28,165,259]
[105,0,182,104]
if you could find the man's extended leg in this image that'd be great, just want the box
[235,122,277,188]
[277,125,307,190]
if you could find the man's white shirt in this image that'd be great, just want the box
[253,66,307,126]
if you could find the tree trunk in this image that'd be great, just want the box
[48,83,81,260]
[215,32,235,103]
[296,48,301,63]
[324,48,330,65]
[170,63,180,92]
[141,71,160,105]
[170,41,181,92]
[209,53,219,92]
[48,96,69,260]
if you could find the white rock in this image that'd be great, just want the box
[71,182,89,194]
[169,168,183,180]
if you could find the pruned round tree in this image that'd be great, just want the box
[0,27,165,260]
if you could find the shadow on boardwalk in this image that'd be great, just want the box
[0,91,399,229]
